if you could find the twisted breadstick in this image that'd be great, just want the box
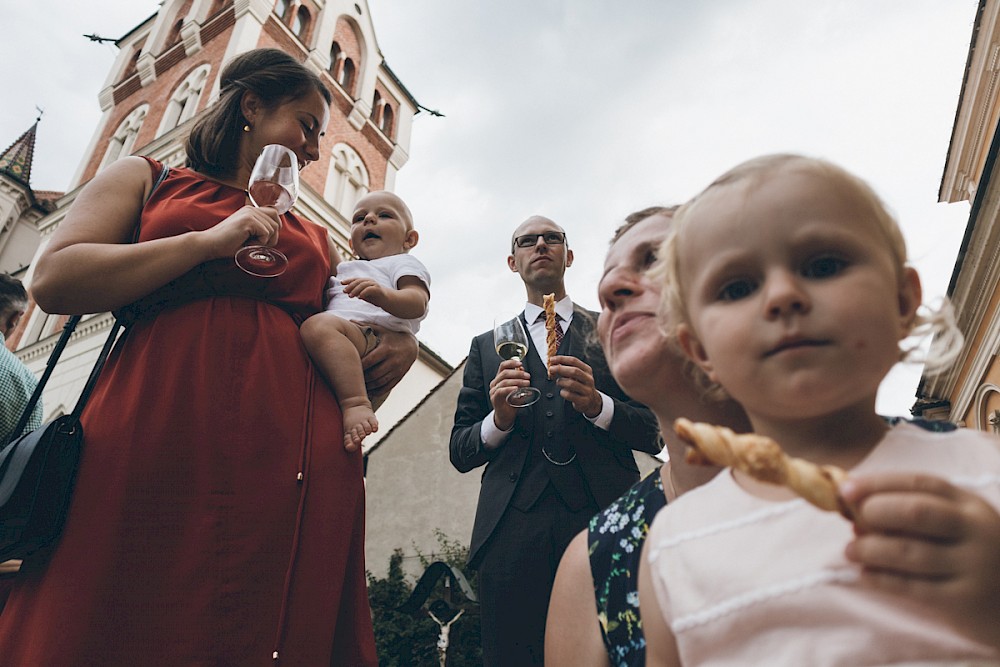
[674,418,852,519]
[543,293,557,378]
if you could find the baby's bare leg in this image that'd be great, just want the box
[300,312,378,451]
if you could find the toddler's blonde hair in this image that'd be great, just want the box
[652,153,961,399]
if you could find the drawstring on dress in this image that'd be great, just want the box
[271,366,315,663]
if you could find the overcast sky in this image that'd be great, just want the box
[0,0,982,415]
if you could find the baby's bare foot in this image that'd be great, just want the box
[342,400,378,451]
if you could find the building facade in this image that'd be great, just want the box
[917,0,1000,434]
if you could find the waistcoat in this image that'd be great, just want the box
[509,324,592,512]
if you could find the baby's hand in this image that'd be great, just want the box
[841,472,1000,648]
[341,277,386,306]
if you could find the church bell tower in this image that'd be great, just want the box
[0,116,58,277]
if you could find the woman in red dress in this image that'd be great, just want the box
[0,48,414,666]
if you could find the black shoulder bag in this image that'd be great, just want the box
[0,315,123,560]
[0,162,169,561]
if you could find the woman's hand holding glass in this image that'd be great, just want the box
[236,144,298,277]
[199,204,282,261]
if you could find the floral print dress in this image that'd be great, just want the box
[588,468,667,667]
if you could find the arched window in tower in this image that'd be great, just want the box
[330,42,343,76]
[156,64,211,137]
[380,105,394,139]
[100,104,149,170]
[339,58,356,96]
[274,0,290,20]
[990,409,1000,435]
[165,18,183,48]
[292,6,310,39]
[326,143,370,218]
[370,91,382,121]
[122,49,142,81]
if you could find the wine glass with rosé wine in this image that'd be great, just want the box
[236,144,298,277]
[494,316,541,407]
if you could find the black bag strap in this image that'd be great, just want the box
[68,318,124,421]
[7,315,120,445]
[8,161,170,441]
[145,160,171,209]
[8,315,81,444]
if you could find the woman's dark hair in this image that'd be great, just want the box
[0,274,28,316]
[185,48,332,177]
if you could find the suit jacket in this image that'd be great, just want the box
[450,305,660,567]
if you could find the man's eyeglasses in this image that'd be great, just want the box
[512,232,567,251]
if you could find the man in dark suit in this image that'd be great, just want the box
[450,216,660,666]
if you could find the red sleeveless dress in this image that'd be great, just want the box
[0,160,377,666]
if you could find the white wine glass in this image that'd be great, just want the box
[494,317,540,408]
[236,144,298,277]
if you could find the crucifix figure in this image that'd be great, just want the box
[427,607,464,667]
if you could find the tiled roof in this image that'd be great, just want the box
[32,190,63,202]
[0,119,39,188]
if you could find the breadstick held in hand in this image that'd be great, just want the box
[543,293,558,378]
[674,418,852,519]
